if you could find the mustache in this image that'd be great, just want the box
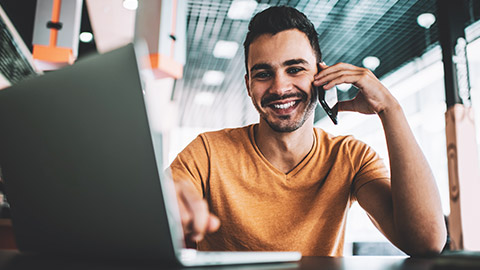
[261,92,308,107]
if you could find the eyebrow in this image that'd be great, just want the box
[283,58,309,66]
[250,63,272,73]
[249,58,310,73]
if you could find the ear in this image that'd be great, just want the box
[244,74,251,97]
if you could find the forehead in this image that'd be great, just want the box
[247,29,316,69]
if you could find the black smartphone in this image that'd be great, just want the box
[317,84,338,125]
[316,64,338,125]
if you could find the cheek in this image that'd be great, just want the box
[293,76,314,93]
[251,91,264,104]
[249,82,268,99]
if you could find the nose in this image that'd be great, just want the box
[270,72,292,96]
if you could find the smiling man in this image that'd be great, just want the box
[169,6,446,256]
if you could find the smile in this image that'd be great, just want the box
[272,101,297,109]
[266,99,302,115]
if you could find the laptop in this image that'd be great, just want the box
[0,44,301,266]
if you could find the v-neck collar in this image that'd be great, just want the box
[248,124,318,179]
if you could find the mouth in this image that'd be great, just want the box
[261,92,307,116]
[267,99,301,114]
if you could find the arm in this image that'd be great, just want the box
[315,62,447,256]
[168,135,221,243]
[174,179,220,242]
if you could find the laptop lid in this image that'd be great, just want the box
[0,44,181,261]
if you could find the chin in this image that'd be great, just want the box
[266,119,305,133]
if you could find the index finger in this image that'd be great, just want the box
[315,62,357,80]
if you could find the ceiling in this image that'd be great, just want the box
[177,0,479,128]
[1,0,479,129]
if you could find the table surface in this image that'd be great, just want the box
[0,250,479,270]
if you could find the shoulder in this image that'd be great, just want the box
[314,127,367,151]
[176,125,252,159]
[199,125,252,148]
[201,125,250,140]
[314,128,379,167]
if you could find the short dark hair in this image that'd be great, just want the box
[243,6,322,75]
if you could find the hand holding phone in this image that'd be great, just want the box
[316,64,338,125]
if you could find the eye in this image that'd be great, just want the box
[287,67,304,74]
[253,71,272,79]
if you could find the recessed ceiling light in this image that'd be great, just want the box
[227,0,258,20]
[336,83,352,92]
[194,91,215,106]
[79,32,93,43]
[213,40,239,59]
[362,56,380,71]
[417,13,436,29]
[202,71,225,86]
[123,0,138,11]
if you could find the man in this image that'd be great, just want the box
[169,6,446,256]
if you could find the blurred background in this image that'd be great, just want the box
[1,0,480,255]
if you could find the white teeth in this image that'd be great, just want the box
[273,101,296,109]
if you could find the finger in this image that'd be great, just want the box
[322,73,364,90]
[318,61,328,70]
[314,62,329,79]
[314,70,362,88]
[314,62,357,79]
[207,214,221,233]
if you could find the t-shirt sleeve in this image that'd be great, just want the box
[168,134,210,197]
[348,139,390,201]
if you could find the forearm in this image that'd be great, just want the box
[379,101,446,256]
[316,62,446,254]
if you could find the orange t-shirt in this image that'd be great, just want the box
[169,124,389,256]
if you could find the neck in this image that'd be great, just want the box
[255,118,315,174]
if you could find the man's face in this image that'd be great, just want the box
[245,29,318,133]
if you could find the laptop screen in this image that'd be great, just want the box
[0,44,178,260]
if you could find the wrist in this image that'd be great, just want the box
[378,97,402,120]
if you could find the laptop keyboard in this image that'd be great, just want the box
[180,248,302,266]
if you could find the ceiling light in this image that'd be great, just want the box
[123,0,138,11]
[336,83,352,92]
[227,0,258,20]
[202,71,225,86]
[213,40,239,59]
[417,13,436,29]
[257,4,271,12]
[362,56,380,71]
[194,91,215,106]
[79,32,93,43]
